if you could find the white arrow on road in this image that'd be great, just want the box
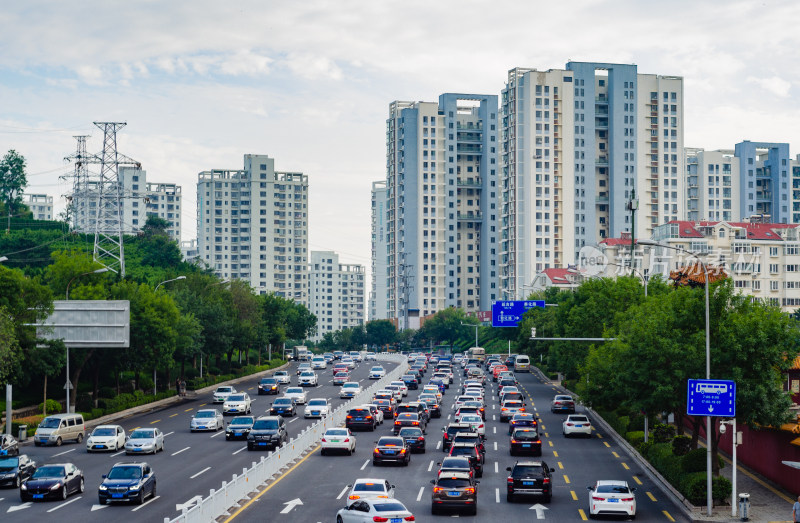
[280,498,303,514]
[530,503,549,519]
[7,502,32,513]
[176,495,203,512]
[90,504,108,512]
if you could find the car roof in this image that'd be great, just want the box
[196,408,218,414]
[94,424,122,429]
[514,460,544,467]
[352,478,389,485]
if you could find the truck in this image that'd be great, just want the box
[465,347,486,363]
[285,345,311,361]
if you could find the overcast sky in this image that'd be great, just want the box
[3,0,800,269]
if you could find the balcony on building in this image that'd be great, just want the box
[595,156,609,166]
[457,178,482,188]
[457,212,483,222]
[457,144,483,154]
[595,118,609,129]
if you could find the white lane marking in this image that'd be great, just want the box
[131,495,160,512]
[496,488,500,503]
[336,486,348,500]
[494,442,498,451]
[492,415,496,421]
[7,502,32,512]
[447,414,451,420]
[416,486,425,501]
[360,459,369,470]
[436,440,442,450]
[210,431,224,438]
[90,504,107,511]
[428,460,434,471]
[495,461,499,474]
[46,495,82,513]
[112,450,125,457]
[172,446,190,456]
[53,448,75,457]
[233,446,247,455]
[190,466,211,479]
[288,418,298,423]
[162,431,174,437]
[493,427,497,434]
[534,407,538,412]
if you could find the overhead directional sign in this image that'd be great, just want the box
[687,379,736,417]
[492,300,545,327]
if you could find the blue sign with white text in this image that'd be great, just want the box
[491,300,546,328]
[686,379,736,417]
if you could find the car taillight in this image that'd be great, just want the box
[621,497,634,502]
[566,423,573,426]
[543,477,550,484]
[510,439,517,444]
[395,421,401,425]
[349,494,360,500]
[592,496,604,501]
[399,448,406,454]
[412,421,419,425]
[344,438,350,442]
[346,415,353,419]
[465,487,475,494]
[507,477,514,484]
[366,415,372,419]
[536,439,541,444]
[373,517,389,523]
[433,487,443,493]
[404,515,415,521]
[443,433,449,439]
[321,438,327,442]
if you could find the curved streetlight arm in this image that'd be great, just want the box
[605,262,648,297]
[65,267,110,300]
[155,275,187,291]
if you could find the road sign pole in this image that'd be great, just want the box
[65,345,70,414]
[5,384,10,435]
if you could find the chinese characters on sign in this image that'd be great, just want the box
[686,379,736,417]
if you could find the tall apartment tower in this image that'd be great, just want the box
[685,148,739,222]
[197,154,309,304]
[370,181,389,320]
[500,62,683,298]
[734,141,792,223]
[385,94,500,327]
[24,194,53,220]
[309,251,365,340]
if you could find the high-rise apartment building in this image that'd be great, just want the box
[384,94,500,327]
[370,181,389,320]
[685,148,739,222]
[500,62,683,298]
[734,141,792,223]
[197,154,308,303]
[24,194,53,220]
[309,251,365,340]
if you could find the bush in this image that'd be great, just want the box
[637,439,654,457]
[628,414,646,432]
[681,448,707,473]
[547,372,559,380]
[91,408,104,420]
[653,423,676,443]
[681,473,732,504]
[39,399,61,414]
[713,475,732,502]
[614,415,630,436]
[626,431,645,448]
[647,443,683,486]
[672,435,691,456]
[99,387,116,399]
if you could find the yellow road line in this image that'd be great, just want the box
[621,462,630,470]
[647,491,657,502]
[612,451,619,458]
[662,510,675,522]
[184,407,193,412]
[578,509,588,520]
[169,413,178,418]
[544,432,549,438]
[548,441,553,447]
[558,462,564,469]
[596,434,603,439]
[563,474,570,484]
[150,419,160,424]
[632,476,642,485]
[199,403,207,406]
[225,446,320,522]
[541,425,546,430]
[571,490,578,501]
[553,451,558,457]
[603,441,610,448]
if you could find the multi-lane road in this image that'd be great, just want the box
[0,360,398,522]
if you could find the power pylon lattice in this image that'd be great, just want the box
[64,135,96,230]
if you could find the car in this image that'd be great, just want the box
[190,409,225,432]
[373,399,395,420]
[212,385,237,404]
[390,380,409,396]
[269,397,297,417]
[499,400,526,422]
[333,363,349,374]
[296,362,312,376]
[284,387,308,405]
[98,461,156,505]
[418,394,441,418]
[448,442,483,477]
[393,412,425,435]
[346,407,377,431]
[361,403,385,425]
[223,393,252,415]
[452,432,485,455]
[455,405,483,422]
[437,456,474,477]
[342,357,356,369]
[442,422,472,452]
[85,424,127,452]
[345,478,395,505]
[298,371,319,387]
[463,400,486,420]
[304,398,331,418]
[396,402,430,425]
[492,365,509,381]
[349,351,363,363]
[506,460,555,503]
[257,377,280,395]
[225,416,256,440]
[20,462,84,501]
[551,394,576,413]
[311,356,327,370]
[125,427,165,454]
[372,436,410,466]
[247,416,288,451]
[500,391,524,405]
[0,454,36,488]
[335,498,415,523]
[432,372,450,388]
[498,378,517,393]
[365,352,377,361]
[321,427,357,456]
[397,427,426,453]
[510,428,542,456]
[455,395,474,411]
[421,385,442,403]
[431,471,478,515]
[33,413,85,446]
[0,434,19,456]
[340,381,363,399]
[563,414,593,438]
[369,366,386,379]
[333,350,344,360]
[273,371,291,384]
[373,390,396,405]
[428,379,446,394]
[587,480,637,518]
[455,413,485,438]
[333,371,351,385]
[508,413,538,435]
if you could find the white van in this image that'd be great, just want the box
[514,355,531,372]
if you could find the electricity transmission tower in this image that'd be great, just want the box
[63,135,96,229]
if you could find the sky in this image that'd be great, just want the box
[2,0,800,271]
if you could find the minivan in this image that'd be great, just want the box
[514,355,531,372]
[34,413,85,446]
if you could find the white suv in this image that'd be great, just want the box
[213,386,237,404]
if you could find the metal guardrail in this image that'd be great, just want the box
[164,353,407,523]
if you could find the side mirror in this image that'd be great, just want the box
[430,479,435,484]
[506,467,512,472]
[631,487,637,492]
[346,484,352,488]
[550,467,555,472]
[101,474,107,479]
[475,481,480,484]
[587,486,593,491]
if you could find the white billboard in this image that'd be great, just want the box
[37,300,130,348]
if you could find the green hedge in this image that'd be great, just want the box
[187,359,285,390]
[626,431,645,449]
[39,399,61,414]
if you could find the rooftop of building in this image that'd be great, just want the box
[655,220,798,241]
[541,268,575,285]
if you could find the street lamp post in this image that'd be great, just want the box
[639,239,713,516]
[153,276,187,396]
[155,275,186,291]
[460,321,480,350]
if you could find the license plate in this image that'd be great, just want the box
[608,498,619,502]
[312,411,319,415]
[112,493,124,498]
[355,417,362,421]
[385,450,395,455]
[258,442,267,446]
[33,494,44,499]
[448,491,461,496]
[523,481,534,486]
[575,424,583,427]
[331,439,340,443]
[522,444,531,447]
[390,519,402,523]
[235,433,242,437]
[134,448,142,452]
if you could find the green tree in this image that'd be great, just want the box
[0,307,20,384]
[420,308,472,347]
[365,320,397,349]
[24,339,66,415]
[0,150,27,233]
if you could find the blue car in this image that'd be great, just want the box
[429,379,446,394]
[98,462,156,505]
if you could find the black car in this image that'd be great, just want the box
[448,442,483,477]
[98,461,156,505]
[225,416,256,440]
[0,434,19,456]
[508,413,538,435]
[397,427,426,453]
[436,456,475,477]
[401,374,419,390]
[392,413,425,435]
[0,454,36,488]
[452,432,485,456]
[442,423,472,452]
[431,472,478,515]
[247,416,288,451]
[510,428,542,456]
[346,407,378,432]
[21,462,84,501]
[506,461,554,502]
[269,397,296,417]
[373,400,395,420]
[420,399,441,419]
[257,377,280,395]
[372,436,410,466]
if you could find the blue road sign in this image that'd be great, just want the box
[491,300,546,328]
[687,379,736,417]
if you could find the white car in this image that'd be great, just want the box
[340,381,363,399]
[190,409,225,431]
[345,478,396,506]
[311,357,327,370]
[223,393,252,415]
[384,385,403,403]
[342,357,356,369]
[361,403,385,424]
[456,413,486,437]
[320,427,356,455]
[587,480,637,518]
[284,387,308,405]
[563,414,592,437]
[298,371,319,387]
[304,398,330,418]
[454,395,474,411]
[273,371,291,384]
[365,352,377,361]
[335,500,415,522]
[212,385,237,403]
[349,351,363,363]
[390,381,408,397]
[369,366,386,379]
[124,427,165,454]
[86,425,126,452]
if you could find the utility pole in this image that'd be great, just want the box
[626,188,638,268]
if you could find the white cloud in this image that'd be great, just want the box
[746,75,792,98]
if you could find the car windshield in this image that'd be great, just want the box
[196,411,216,418]
[130,429,155,439]
[260,378,277,384]
[398,428,423,437]
[354,483,386,492]
[436,478,471,488]
[107,466,142,480]
[596,484,631,494]
[513,430,539,440]
[300,372,314,376]
[326,429,348,436]
[373,502,407,512]
[216,387,232,393]
[39,417,62,429]
[343,383,359,389]
[335,372,348,377]
[252,419,279,430]
[274,398,292,405]
[230,417,254,425]
[274,371,287,376]
[308,400,327,406]
[228,395,245,401]
[93,427,116,436]
[0,457,19,468]
[32,466,65,478]
[511,465,543,477]
[370,367,383,372]
[286,388,302,394]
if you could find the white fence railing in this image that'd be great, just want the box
[165,353,407,523]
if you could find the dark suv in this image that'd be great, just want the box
[98,461,156,505]
[393,413,425,435]
[257,377,280,395]
[442,423,472,452]
[506,461,554,503]
[396,402,430,425]
[452,432,485,456]
[346,407,377,432]
[431,471,478,515]
[448,442,483,477]
[247,416,288,451]
[509,428,542,456]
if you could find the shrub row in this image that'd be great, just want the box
[186,359,285,390]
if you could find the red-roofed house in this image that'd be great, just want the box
[529,268,580,294]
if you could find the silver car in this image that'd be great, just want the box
[190,409,225,432]
[273,371,291,385]
[124,427,164,454]
[212,386,237,404]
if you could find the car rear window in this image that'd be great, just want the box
[511,465,544,477]
[450,446,475,456]
[327,429,348,436]
[512,430,539,440]
[349,409,370,416]
[374,502,407,512]
[437,478,471,488]
[354,483,385,492]
[399,428,423,437]
[378,437,404,446]
[596,484,631,494]
[555,395,573,401]
[570,416,589,422]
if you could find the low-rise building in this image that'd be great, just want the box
[24,194,53,220]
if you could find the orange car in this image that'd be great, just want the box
[492,365,508,381]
